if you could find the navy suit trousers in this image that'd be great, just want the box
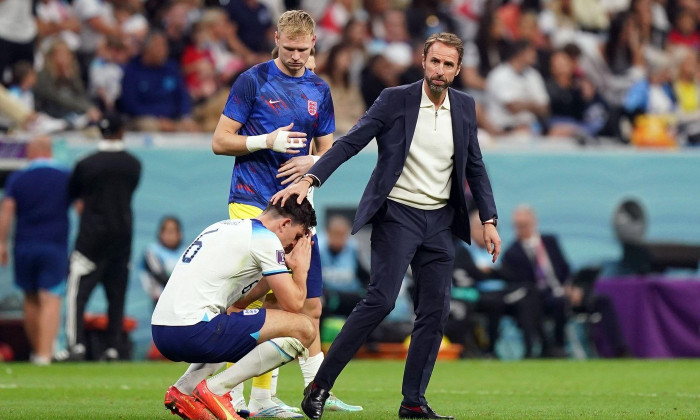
[314,199,455,405]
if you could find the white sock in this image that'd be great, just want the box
[270,368,280,397]
[230,381,245,397]
[298,352,323,387]
[250,385,271,402]
[175,362,225,394]
[207,339,299,395]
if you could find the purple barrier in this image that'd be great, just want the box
[594,276,700,358]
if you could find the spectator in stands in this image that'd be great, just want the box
[5,61,68,135]
[120,31,198,132]
[629,0,668,51]
[317,0,356,51]
[64,112,142,362]
[545,49,608,137]
[34,40,102,128]
[89,36,130,112]
[673,48,700,115]
[667,9,699,51]
[195,8,246,83]
[113,1,150,56]
[623,53,676,117]
[518,10,552,79]
[8,62,39,114]
[501,205,629,358]
[318,215,369,323]
[0,0,37,85]
[320,44,365,134]
[462,5,511,92]
[0,136,70,366]
[361,0,392,41]
[223,0,275,59]
[339,18,370,88]
[35,0,82,67]
[160,1,195,63]
[72,0,122,80]
[360,53,400,109]
[579,12,646,108]
[405,0,460,43]
[139,216,185,306]
[485,40,550,135]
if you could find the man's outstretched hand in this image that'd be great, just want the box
[271,177,312,206]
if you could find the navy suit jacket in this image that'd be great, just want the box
[309,80,498,244]
[501,234,571,286]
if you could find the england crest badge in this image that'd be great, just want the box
[307,100,317,116]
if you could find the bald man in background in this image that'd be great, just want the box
[0,136,71,365]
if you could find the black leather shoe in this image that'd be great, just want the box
[398,403,455,419]
[302,382,330,419]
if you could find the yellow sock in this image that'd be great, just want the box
[251,370,272,390]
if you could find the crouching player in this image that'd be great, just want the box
[152,196,317,420]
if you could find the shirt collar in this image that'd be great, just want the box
[98,140,126,152]
[420,82,451,110]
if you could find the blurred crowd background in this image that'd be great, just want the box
[0,0,698,146]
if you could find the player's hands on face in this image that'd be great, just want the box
[267,123,308,154]
[270,177,311,207]
[483,224,502,263]
[285,231,312,275]
[277,155,316,185]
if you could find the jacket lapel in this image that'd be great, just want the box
[403,81,422,159]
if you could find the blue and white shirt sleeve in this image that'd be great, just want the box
[250,228,290,277]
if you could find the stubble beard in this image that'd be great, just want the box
[425,75,451,94]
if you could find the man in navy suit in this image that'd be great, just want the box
[273,33,500,419]
[501,205,628,358]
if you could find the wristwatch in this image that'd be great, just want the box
[482,218,497,227]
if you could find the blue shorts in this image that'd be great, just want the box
[13,243,67,294]
[307,235,322,299]
[152,309,266,363]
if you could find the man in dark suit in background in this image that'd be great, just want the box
[64,112,142,361]
[501,205,628,358]
[274,32,500,419]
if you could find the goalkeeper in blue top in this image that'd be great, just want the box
[211,9,361,418]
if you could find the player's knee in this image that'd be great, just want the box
[303,297,322,320]
[296,315,316,348]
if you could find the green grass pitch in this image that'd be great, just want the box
[1,359,698,419]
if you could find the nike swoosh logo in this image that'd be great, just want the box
[212,397,236,420]
[269,100,281,104]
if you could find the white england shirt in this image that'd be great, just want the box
[151,219,289,326]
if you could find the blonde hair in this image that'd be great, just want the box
[277,10,315,38]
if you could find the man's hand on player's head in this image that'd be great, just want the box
[270,177,311,206]
[277,155,315,185]
[267,123,308,153]
[284,232,312,275]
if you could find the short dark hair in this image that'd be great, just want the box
[264,195,317,230]
[98,111,124,139]
[423,32,464,65]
